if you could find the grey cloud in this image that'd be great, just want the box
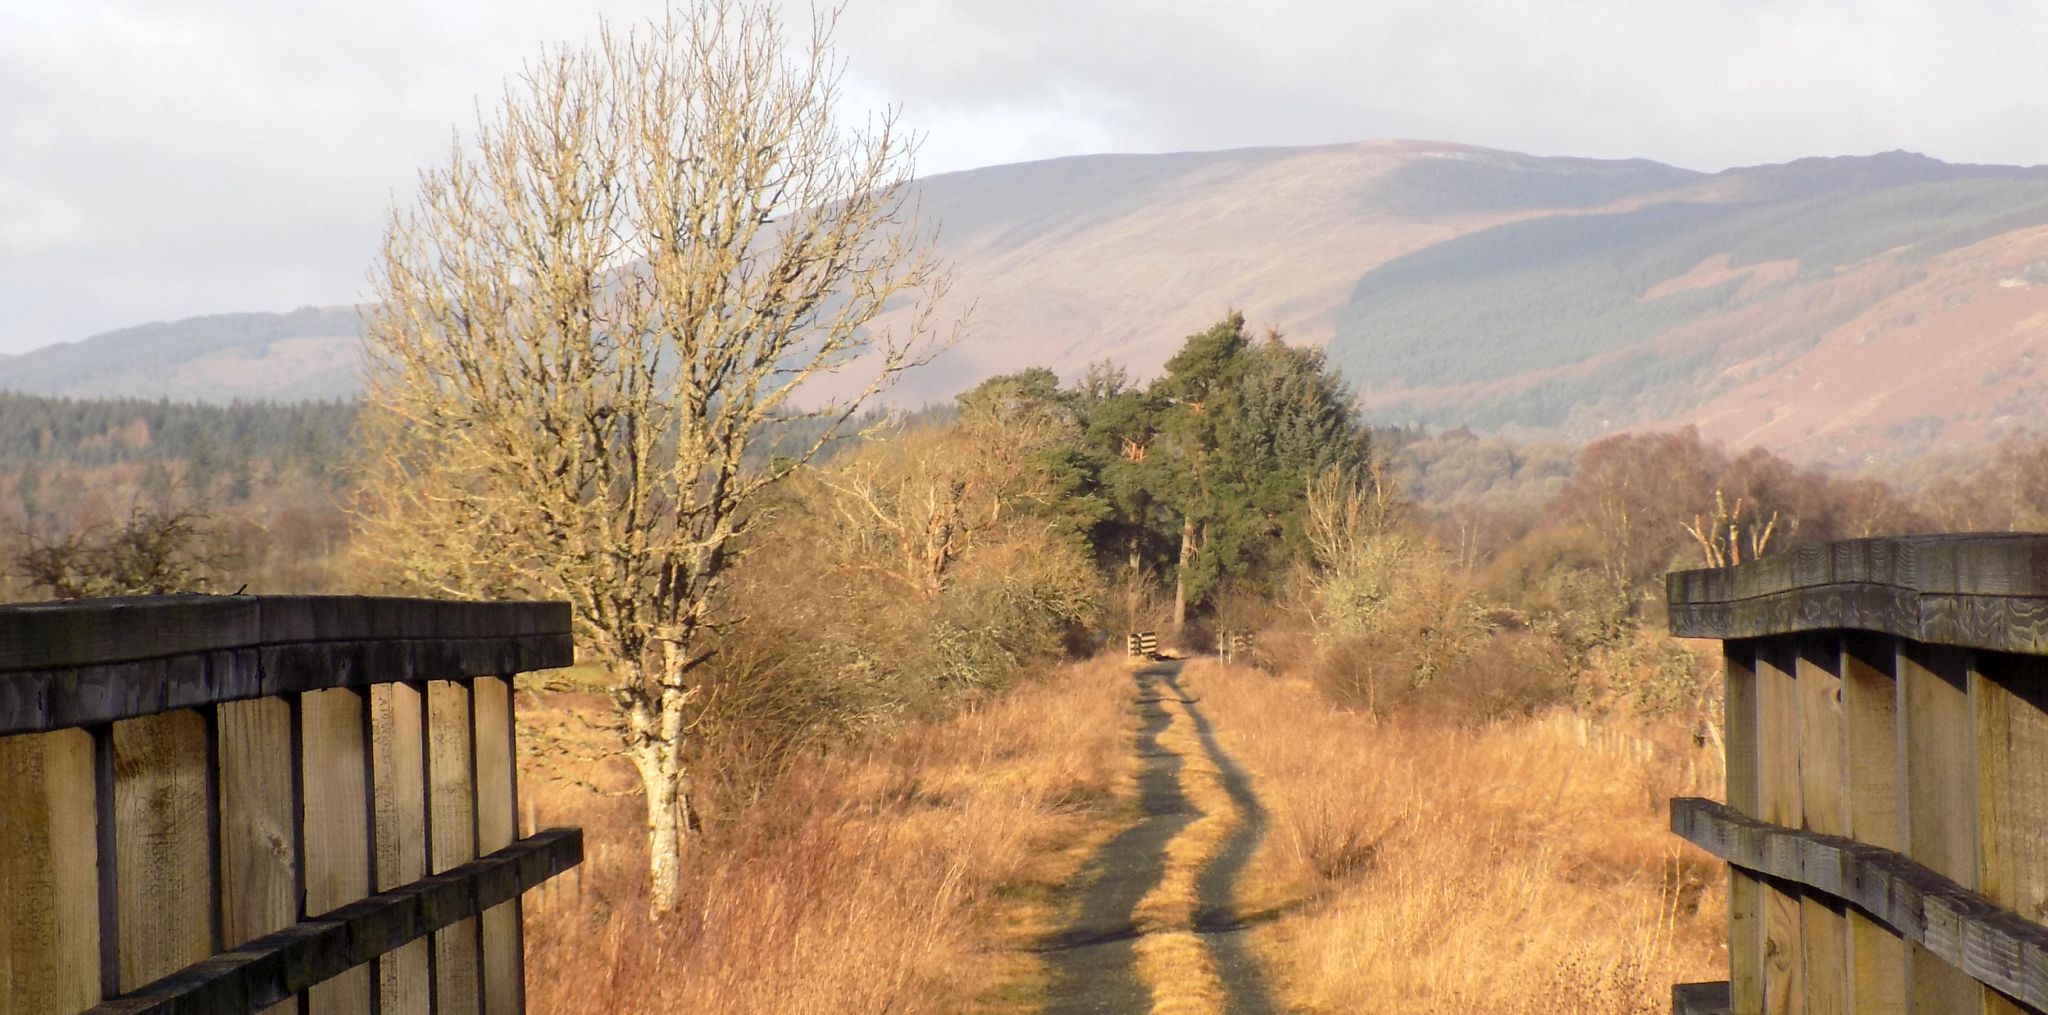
[5,0,2048,355]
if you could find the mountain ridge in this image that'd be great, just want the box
[7,139,2047,461]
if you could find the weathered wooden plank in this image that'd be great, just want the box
[1841,632,1905,1014]
[1674,980,1733,1015]
[1756,638,1805,1013]
[1666,534,2048,654]
[301,688,372,1014]
[1797,635,1848,1014]
[0,597,570,677]
[371,681,430,1015]
[2,597,573,739]
[1672,797,2048,1010]
[113,709,214,993]
[79,829,582,1015]
[214,696,297,1015]
[1974,652,2048,1015]
[472,677,523,1014]
[428,680,481,1015]
[0,728,102,1014]
[1899,642,1985,1012]
[1725,640,1766,1015]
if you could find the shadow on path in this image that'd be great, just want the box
[1038,659,1276,1015]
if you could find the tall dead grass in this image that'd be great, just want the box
[519,655,1134,1014]
[1179,658,1727,1014]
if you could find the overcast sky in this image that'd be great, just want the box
[5,0,2048,356]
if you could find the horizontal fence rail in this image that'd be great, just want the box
[0,594,582,1015]
[1667,534,2048,1015]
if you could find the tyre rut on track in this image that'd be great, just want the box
[1038,658,1276,1015]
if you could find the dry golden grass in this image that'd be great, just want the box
[518,655,1135,1014]
[1180,658,1728,1014]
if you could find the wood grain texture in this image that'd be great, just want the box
[428,680,481,1015]
[300,688,371,1014]
[1898,643,1983,1013]
[1797,635,1848,1014]
[0,597,568,673]
[216,697,297,948]
[214,697,297,1015]
[112,710,213,993]
[0,728,101,1014]
[472,678,522,1014]
[372,681,430,1015]
[1757,638,1806,1013]
[1666,535,2048,655]
[1973,653,2048,1015]
[1672,796,2048,1010]
[0,596,572,738]
[1842,633,1906,1013]
[1725,641,1766,1015]
[68,829,582,1015]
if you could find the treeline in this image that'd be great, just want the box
[0,390,357,473]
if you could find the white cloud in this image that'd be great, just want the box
[3,0,2047,354]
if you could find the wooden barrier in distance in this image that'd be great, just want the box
[1667,534,2048,1014]
[0,595,582,1015]
[1127,631,1159,659]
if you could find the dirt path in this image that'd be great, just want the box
[1038,659,1276,1015]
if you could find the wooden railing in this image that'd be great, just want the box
[0,595,582,1014]
[1667,534,2048,1015]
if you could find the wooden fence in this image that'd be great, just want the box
[1667,534,2048,1014]
[0,595,583,1014]
[1127,631,1159,659]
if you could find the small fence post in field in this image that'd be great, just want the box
[0,595,584,1015]
[1665,534,2048,1015]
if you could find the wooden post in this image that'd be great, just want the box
[372,681,431,1015]
[428,679,482,1015]
[112,710,213,993]
[1971,652,2048,1015]
[302,688,372,1014]
[1756,637,1804,1013]
[1796,634,1848,1013]
[473,677,523,1014]
[1841,633,1905,1015]
[0,729,101,1014]
[1898,642,1981,1012]
[215,696,298,1015]
[1726,640,1765,1015]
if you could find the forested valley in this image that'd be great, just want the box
[8,308,2048,1010]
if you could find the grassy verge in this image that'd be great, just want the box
[1181,658,1727,1014]
[518,654,1135,1014]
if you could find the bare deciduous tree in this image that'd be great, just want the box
[355,1,948,913]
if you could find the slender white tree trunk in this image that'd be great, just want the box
[625,655,695,914]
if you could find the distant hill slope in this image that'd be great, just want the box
[11,140,2048,461]
[0,305,363,403]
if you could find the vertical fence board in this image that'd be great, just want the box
[1758,637,1806,1013]
[113,709,213,993]
[1899,643,1982,1013]
[216,696,299,1015]
[429,679,482,1015]
[372,681,431,1015]
[0,728,101,1014]
[1726,640,1766,1015]
[1973,653,2048,1015]
[302,688,372,1014]
[1842,633,1905,1015]
[1797,635,1848,1014]
[474,677,523,1014]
